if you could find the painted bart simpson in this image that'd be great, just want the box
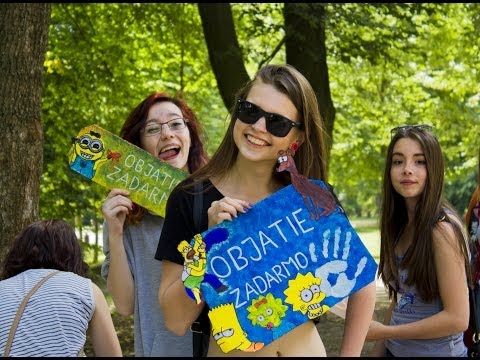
[209,303,264,353]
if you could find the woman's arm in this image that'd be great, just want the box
[89,283,123,357]
[339,281,376,356]
[102,189,135,316]
[156,182,208,335]
[368,298,395,356]
[157,186,251,336]
[158,260,205,336]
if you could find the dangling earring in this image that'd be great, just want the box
[289,142,299,155]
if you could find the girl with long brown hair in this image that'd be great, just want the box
[368,125,470,357]
[155,64,376,357]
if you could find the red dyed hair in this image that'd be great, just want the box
[119,92,209,223]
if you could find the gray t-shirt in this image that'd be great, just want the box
[385,257,467,357]
[101,212,192,357]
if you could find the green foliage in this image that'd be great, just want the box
[40,3,479,224]
[81,241,105,267]
[445,170,478,216]
[327,3,479,216]
[232,3,285,74]
[40,3,226,222]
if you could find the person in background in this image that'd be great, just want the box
[101,92,208,356]
[155,63,376,357]
[367,124,470,357]
[464,147,480,350]
[0,219,122,357]
[466,147,480,276]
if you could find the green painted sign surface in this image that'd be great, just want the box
[68,124,188,217]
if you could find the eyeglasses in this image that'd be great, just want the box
[390,124,434,138]
[235,98,303,138]
[142,118,188,137]
[75,135,104,153]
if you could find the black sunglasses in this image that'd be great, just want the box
[235,98,303,138]
[390,124,434,139]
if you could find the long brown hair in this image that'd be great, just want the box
[120,92,209,223]
[1,219,89,280]
[188,64,329,189]
[378,126,469,302]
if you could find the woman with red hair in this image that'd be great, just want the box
[101,92,208,356]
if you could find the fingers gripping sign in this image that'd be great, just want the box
[312,227,368,299]
[101,188,134,234]
[207,197,253,228]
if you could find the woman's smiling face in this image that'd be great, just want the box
[140,101,191,171]
[233,80,303,165]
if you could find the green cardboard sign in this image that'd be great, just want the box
[68,124,188,217]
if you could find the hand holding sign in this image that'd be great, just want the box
[68,125,188,217]
[178,183,377,353]
[175,148,378,353]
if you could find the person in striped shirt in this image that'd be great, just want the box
[0,219,122,357]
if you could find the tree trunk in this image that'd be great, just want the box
[0,4,51,263]
[284,3,336,164]
[197,3,250,110]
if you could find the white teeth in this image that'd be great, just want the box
[80,151,93,159]
[246,135,267,146]
[160,146,179,153]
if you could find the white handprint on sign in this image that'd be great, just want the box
[310,227,367,298]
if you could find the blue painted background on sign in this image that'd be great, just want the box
[191,180,378,350]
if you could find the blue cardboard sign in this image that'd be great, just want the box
[180,180,378,353]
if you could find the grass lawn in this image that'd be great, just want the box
[350,217,380,263]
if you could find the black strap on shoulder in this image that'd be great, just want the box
[191,180,210,357]
[193,180,203,231]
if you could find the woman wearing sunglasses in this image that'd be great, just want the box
[367,125,470,357]
[155,64,376,356]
